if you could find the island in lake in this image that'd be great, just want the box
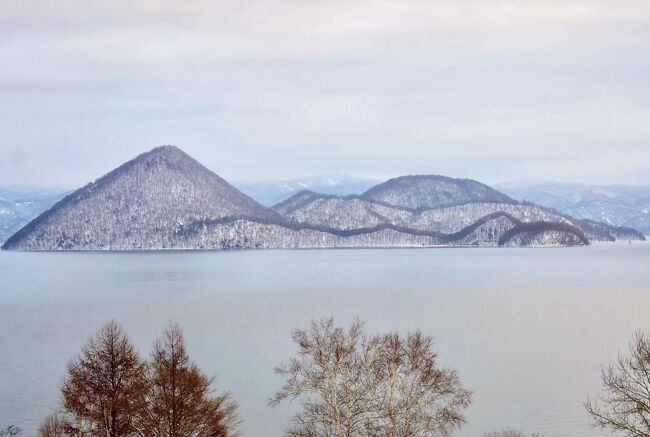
[2,146,644,251]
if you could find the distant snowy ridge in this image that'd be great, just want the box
[235,176,379,206]
[498,181,650,236]
[0,188,68,244]
[2,146,642,251]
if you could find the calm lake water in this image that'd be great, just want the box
[1,243,650,436]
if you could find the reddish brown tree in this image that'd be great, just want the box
[137,323,240,437]
[61,321,148,437]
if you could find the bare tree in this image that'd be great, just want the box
[271,317,384,437]
[585,331,650,436]
[376,331,471,436]
[271,317,472,437]
[38,413,72,437]
[136,323,240,437]
[61,321,148,437]
[0,426,21,437]
[482,429,543,437]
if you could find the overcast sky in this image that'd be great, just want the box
[1,0,649,188]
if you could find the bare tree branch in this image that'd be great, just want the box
[585,331,650,437]
[271,317,472,437]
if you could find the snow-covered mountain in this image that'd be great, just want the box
[0,187,69,244]
[497,181,650,236]
[235,176,379,206]
[3,146,283,250]
[3,146,641,251]
[273,178,643,244]
[363,175,514,209]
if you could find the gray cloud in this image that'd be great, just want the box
[1,0,649,187]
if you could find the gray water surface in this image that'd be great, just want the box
[1,243,650,436]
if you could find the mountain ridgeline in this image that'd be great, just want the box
[0,187,68,244]
[2,146,644,251]
[497,181,650,236]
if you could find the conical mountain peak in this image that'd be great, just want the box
[3,146,281,250]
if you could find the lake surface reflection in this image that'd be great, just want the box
[1,243,650,436]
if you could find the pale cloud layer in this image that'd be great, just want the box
[1,0,649,187]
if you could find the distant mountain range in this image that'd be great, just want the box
[498,181,650,236]
[0,187,69,244]
[234,176,379,207]
[1,146,645,250]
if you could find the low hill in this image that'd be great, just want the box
[362,175,515,209]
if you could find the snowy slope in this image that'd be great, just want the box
[2,146,282,250]
[363,175,514,209]
[274,186,643,243]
